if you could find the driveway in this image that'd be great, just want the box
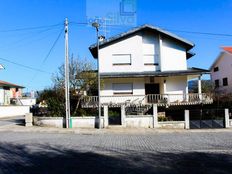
[0,116,24,127]
[0,131,232,174]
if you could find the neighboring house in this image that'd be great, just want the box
[0,80,24,105]
[85,24,211,107]
[210,47,232,94]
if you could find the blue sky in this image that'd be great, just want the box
[0,0,232,92]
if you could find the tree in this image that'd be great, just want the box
[37,88,65,117]
[38,56,97,117]
[52,56,97,115]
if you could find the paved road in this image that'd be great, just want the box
[0,116,24,127]
[0,131,232,174]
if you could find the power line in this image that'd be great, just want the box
[165,29,232,37]
[0,26,62,50]
[71,21,232,37]
[41,27,64,64]
[0,23,63,33]
[0,57,51,74]
[28,26,64,84]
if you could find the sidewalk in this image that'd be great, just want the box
[0,124,232,135]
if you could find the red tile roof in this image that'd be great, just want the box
[222,47,232,54]
[0,80,24,88]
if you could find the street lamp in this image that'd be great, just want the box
[92,22,101,129]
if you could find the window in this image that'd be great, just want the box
[112,54,131,65]
[215,79,219,88]
[214,67,219,72]
[143,54,159,65]
[223,78,228,86]
[143,42,159,65]
[113,83,133,95]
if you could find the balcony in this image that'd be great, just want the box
[81,93,213,108]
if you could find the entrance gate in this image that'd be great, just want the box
[189,109,225,129]
[108,108,121,125]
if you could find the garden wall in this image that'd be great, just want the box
[33,116,104,128]
[0,106,30,118]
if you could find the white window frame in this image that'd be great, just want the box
[112,54,131,65]
[112,83,133,95]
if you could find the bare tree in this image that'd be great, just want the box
[52,55,97,114]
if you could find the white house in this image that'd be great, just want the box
[85,24,211,107]
[210,47,232,94]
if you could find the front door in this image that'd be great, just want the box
[145,84,160,95]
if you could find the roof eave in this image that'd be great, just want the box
[101,69,210,78]
[89,24,195,58]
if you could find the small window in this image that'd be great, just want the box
[215,79,219,88]
[113,83,133,95]
[143,54,159,66]
[112,54,131,65]
[223,78,228,86]
[214,67,219,72]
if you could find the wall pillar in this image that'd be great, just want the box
[225,109,230,128]
[103,105,108,128]
[163,79,167,93]
[184,110,190,129]
[121,105,126,127]
[198,76,202,100]
[153,104,158,128]
[25,113,33,127]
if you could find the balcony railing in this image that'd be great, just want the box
[81,93,213,107]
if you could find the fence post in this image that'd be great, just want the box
[225,109,230,128]
[121,105,126,127]
[153,104,158,128]
[184,110,190,129]
[103,105,108,128]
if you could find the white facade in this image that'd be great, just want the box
[161,37,187,71]
[98,31,191,102]
[99,31,187,74]
[211,51,232,93]
[86,25,210,107]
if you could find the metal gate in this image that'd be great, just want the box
[190,109,225,129]
[108,108,121,125]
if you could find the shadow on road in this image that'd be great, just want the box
[0,116,25,126]
[0,142,232,174]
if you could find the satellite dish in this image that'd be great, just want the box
[0,64,5,69]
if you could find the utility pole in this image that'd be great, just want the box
[92,22,101,129]
[65,18,70,128]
